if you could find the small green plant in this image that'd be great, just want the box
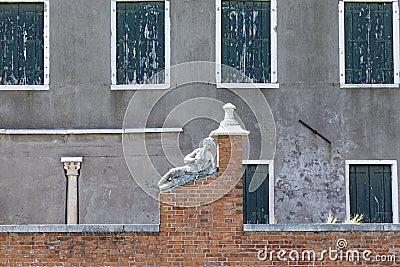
[343,214,364,224]
[325,210,337,224]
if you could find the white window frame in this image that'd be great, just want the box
[0,0,49,91]
[345,160,399,223]
[242,160,275,224]
[111,0,170,90]
[216,0,278,89]
[339,0,400,88]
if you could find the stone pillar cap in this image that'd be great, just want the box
[61,157,83,163]
[210,103,250,137]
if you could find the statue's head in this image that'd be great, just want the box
[200,137,216,154]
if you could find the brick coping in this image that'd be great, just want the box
[1,223,400,233]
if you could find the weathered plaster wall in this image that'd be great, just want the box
[0,131,398,267]
[0,0,133,128]
[0,134,162,224]
[0,0,399,223]
[266,0,400,223]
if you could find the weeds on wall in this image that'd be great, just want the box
[325,210,364,224]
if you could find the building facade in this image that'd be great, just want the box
[0,0,399,226]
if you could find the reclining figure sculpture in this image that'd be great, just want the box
[158,137,218,192]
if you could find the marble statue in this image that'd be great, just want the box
[158,137,218,192]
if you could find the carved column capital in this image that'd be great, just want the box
[63,162,81,177]
[61,157,83,177]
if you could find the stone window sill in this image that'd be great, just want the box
[111,84,170,90]
[217,83,279,89]
[340,84,399,89]
[0,85,49,91]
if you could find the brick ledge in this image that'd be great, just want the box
[0,224,159,233]
[244,223,400,232]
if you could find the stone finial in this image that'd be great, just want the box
[223,103,236,122]
[210,103,250,137]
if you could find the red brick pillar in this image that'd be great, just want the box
[215,135,243,173]
[158,103,249,266]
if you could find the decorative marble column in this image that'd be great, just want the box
[61,157,83,224]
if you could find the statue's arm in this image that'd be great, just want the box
[184,148,200,164]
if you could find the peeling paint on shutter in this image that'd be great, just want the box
[345,3,394,84]
[116,2,165,85]
[350,165,392,223]
[221,0,270,83]
[0,3,44,85]
[243,164,269,224]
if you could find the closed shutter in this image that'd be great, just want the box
[0,3,44,85]
[116,2,165,85]
[221,1,270,83]
[349,165,392,223]
[243,164,269,224]
[344,3,394,84]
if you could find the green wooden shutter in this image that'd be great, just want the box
[349,165,392,223]
[243,164,269,224]
[221,0,271,83]
[116,1,165,85]
[0,3,44,85]
[344,3,394,84]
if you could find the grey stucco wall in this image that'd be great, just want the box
[269,0,400,223]
[0,134,162,224]
[0,0,399,224]
[0,0,133,129]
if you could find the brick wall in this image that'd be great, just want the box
[0,135,399,266]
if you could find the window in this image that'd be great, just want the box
[111,0,170,90]
[339,0,400,88]
[216,0,278,88]
[345,160,399,223]
[242,160,274,224]
[0,0,49,90]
